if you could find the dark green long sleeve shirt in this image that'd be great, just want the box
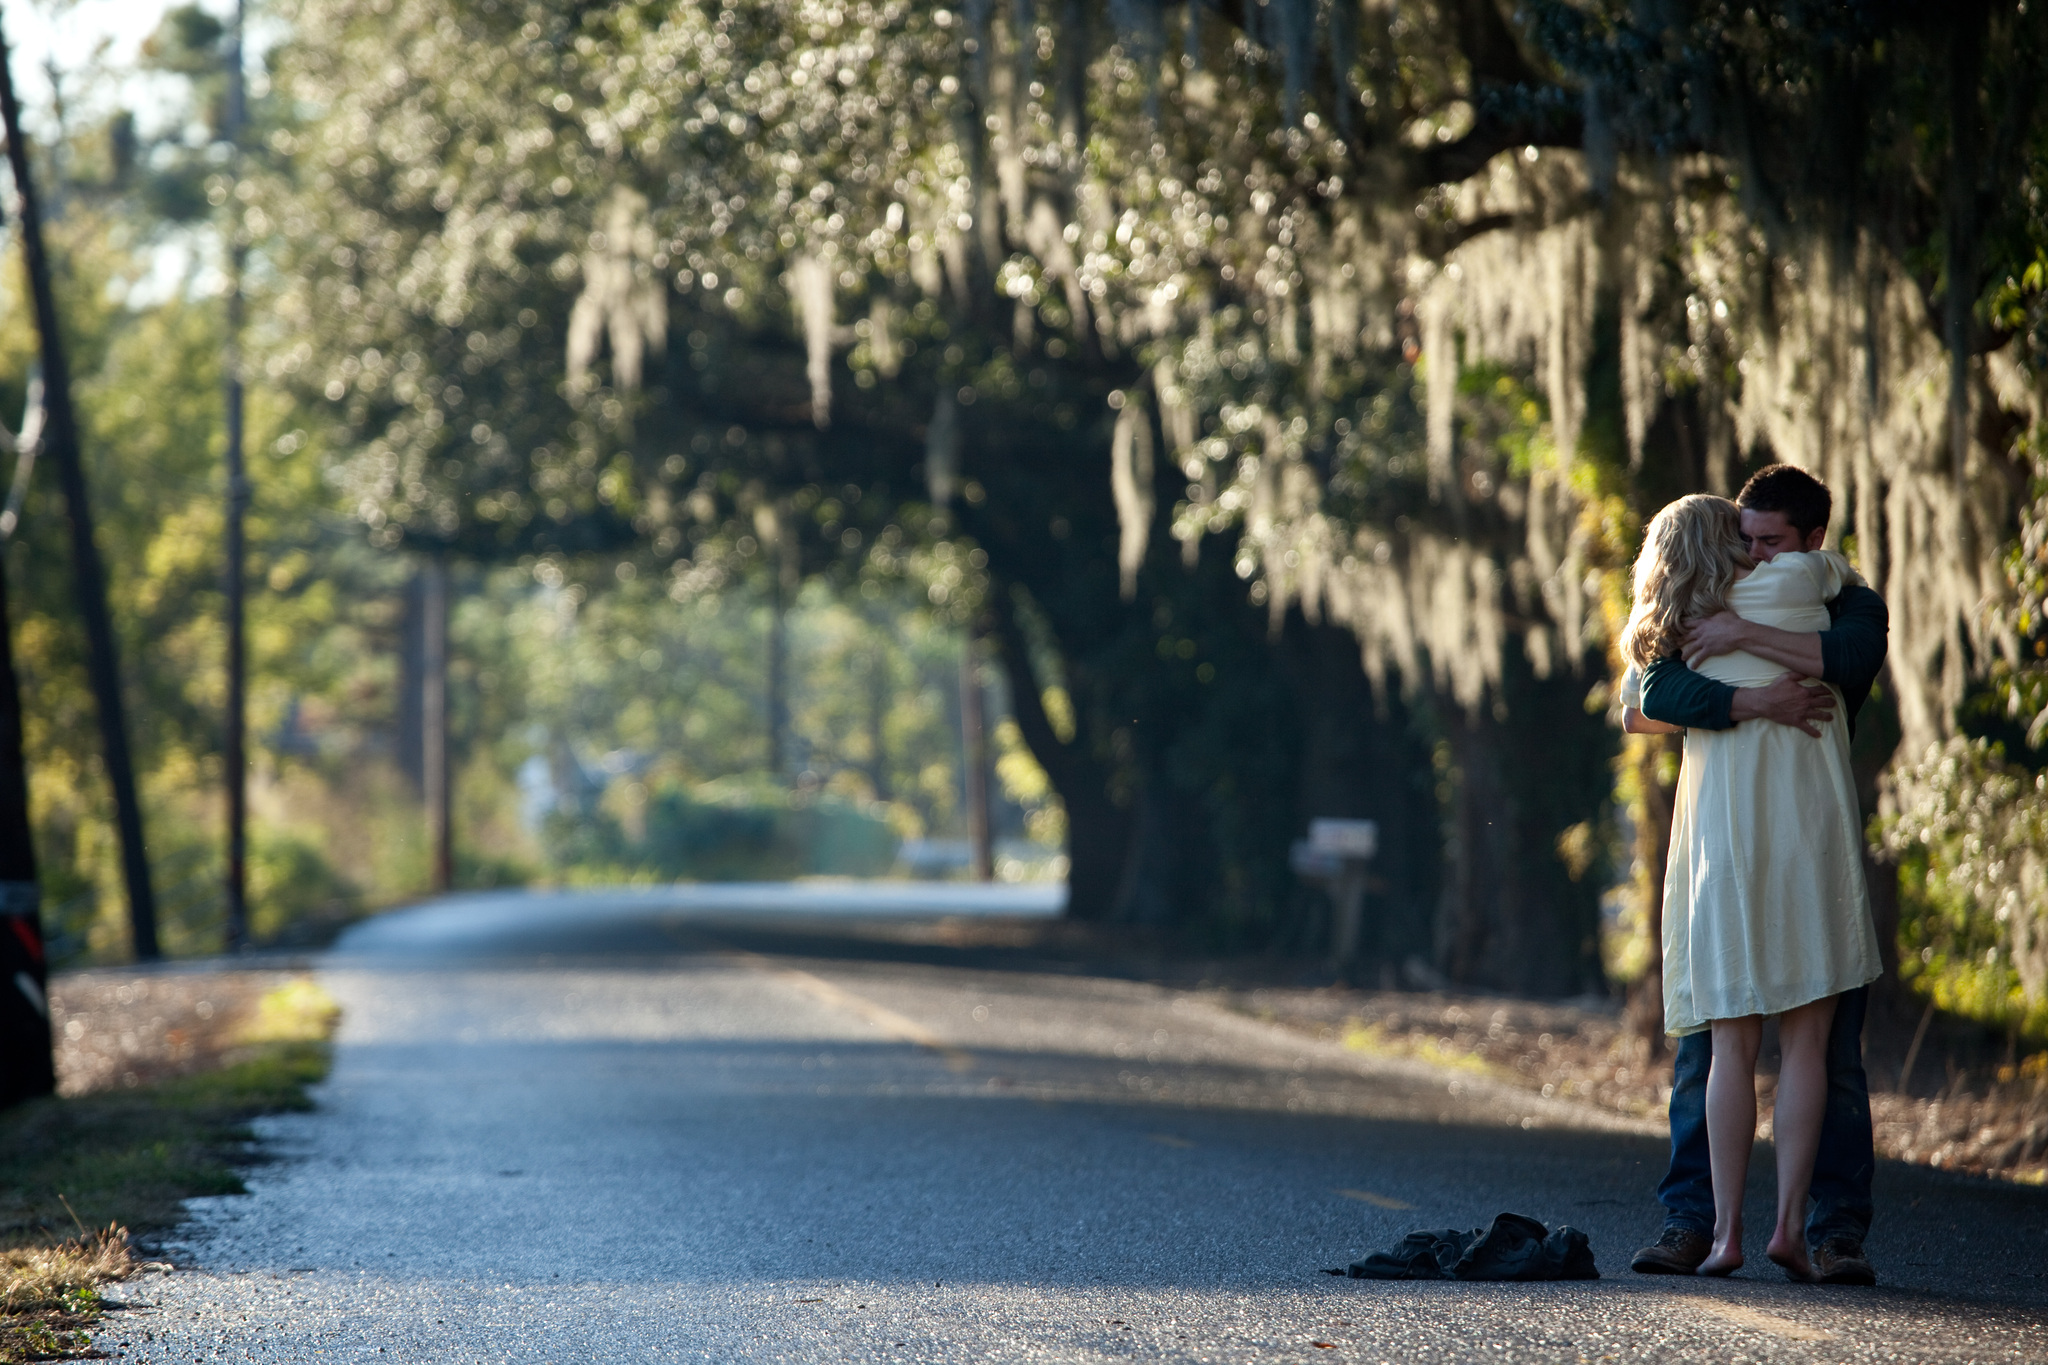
[1638,583,1889,736]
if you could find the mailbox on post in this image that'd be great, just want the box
[1289,818,1379,965]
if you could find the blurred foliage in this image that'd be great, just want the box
[2,9,1040,966]
[0,178,419,960]
[21,0,2048,1008]
[1881,728,2048,1044]
[457,570,978,832]
[1876,424,2048,1035]
[239,0,1546,971]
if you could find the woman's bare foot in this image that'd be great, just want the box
[1766,1232,1816,1282]
[1697,1241,1744,1276]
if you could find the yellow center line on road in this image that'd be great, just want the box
[1148,1134,1195,1149]
[1335,1189,1414,1210]
[733,953,977,1074]
[1682,1299,1833,1342]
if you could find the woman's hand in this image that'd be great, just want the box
[1622,706,1683,735]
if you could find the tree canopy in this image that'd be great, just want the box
[11,1,2048,1029]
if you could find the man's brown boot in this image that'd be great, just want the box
[1631,1226,1710,1274]
[1809,1236,1876,1286]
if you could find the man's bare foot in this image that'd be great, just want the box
[1765,1232,1816,1282]
[1696,1242,1744,1276]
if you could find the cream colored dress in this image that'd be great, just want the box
[1625,551,1883,1035]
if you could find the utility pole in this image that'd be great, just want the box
[0,548,52,1108]
[761,504,796,780]
[960,632,992,882]
[221,0,249,950]
[0,311,50,1103]
[0,15,158,958]
[421,557,451,892]
[767,572,787,777]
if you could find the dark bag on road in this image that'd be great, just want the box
[1345,1212,1598,1281]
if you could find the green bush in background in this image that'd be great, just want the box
[1879,736,2048,1044]
[545,783,897,884]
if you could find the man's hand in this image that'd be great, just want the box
[1683,611,1753,668]
[1729,675,1836,736]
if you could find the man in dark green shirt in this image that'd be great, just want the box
[1622,465,1889,1285]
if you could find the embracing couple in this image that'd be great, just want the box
[1615,464,1888,1285]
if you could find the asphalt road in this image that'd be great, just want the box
[108,886,2047,1363]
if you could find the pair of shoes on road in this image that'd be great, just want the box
[1628,1227,1876,1285]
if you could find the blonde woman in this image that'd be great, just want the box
[1618,494,1882,1280]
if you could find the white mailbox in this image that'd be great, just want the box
[1309,818,1379,860]
[1291,818,1379,967]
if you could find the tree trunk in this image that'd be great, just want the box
[1437,649,1613,997]
[1945,0,1987,487]
[0,550,52,1108]
[763,505,799,782]
[1280,615,1441,981]
[1111,764,1207,927]
[959,634,993,881]
[399,570,427,792]
[220,0,249,952]
[1054,780,1129,920]
[864,648,891,801]
[0,21,157,958]
[421,557,451,892]
[983,581,1128,919]
[767,563,787,778]
[1439,712,1508,984]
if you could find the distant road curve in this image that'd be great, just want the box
[336,879,1067,955]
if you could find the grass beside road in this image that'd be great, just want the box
[0,978,339,1363]
[1241,982,2048,1182]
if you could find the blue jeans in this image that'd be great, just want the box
[1657,984,1874,1245]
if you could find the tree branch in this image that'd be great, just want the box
[984,579,1080,796]
[1412,104,1586,185]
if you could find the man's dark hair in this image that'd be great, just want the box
[1736,463,1831,538]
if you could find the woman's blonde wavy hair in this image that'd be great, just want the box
[1620,494,1752,669]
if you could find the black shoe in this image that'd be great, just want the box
[1809,1236,1876,1286]
[1631,1226,1710,1275]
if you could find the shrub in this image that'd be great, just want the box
[544,783,897,882]
[1878,736,2048,1040]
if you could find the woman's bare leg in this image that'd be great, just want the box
[1766,995,1838,1280]
[1699,1016,1762,1276]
